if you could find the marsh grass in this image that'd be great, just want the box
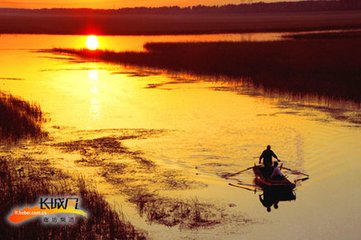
[286,30,361,40]
[0,93,46,141]
[54,134,235,229]
[0,156,146,240]
[51,37,361,102]
[129,193,221,229]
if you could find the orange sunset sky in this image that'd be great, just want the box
[0,1,296,9]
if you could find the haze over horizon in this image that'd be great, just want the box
[0,0,303,9]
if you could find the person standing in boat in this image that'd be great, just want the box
[259,145,279,168]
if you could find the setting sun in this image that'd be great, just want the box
[86,35,99,50]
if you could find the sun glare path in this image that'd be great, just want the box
[86,35,99,50]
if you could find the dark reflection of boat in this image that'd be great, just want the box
[259,188,296,212]
[228,164,308,212]
[229,182,297,212]
[253,165,296,190]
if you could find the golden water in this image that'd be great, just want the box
[1,34,361,239]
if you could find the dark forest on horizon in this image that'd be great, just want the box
[0,0,361,15]
[1,1,361,35]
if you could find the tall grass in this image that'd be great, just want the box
[286,30,361,40]
[0,93,46,141]
[0,157,146,240]
[51,38,361,102]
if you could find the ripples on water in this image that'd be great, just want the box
[1,33,361,240]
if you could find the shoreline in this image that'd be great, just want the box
[49,35,361,102]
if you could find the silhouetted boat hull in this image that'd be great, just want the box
[253,165,296,190]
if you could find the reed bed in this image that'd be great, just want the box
[52,37,361,102]
[0,93,46,141]
[0,157,146,240]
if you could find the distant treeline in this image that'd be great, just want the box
[1,0,361,15]
[2,0,361,35]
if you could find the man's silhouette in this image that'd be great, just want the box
[259,145,279,168]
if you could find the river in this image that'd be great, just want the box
[1,33,360,239]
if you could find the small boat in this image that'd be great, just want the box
[253,165,296,190]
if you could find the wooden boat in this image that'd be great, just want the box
[253,165,296,190]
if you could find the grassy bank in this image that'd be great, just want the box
[287,30,361,40]
[0,93,46,141]
[51,38,361,102]
[0,156,146,240]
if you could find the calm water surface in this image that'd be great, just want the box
[0,32,282,52]
[1,34,361,239]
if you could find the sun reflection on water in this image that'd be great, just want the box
[88,69,100,120]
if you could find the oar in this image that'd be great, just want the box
[282,167,309,177]
[225,166,253,178]
[228,183,257,193]
[235,180,257,187]
[294,177,309,183]
[277,159,309,177]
